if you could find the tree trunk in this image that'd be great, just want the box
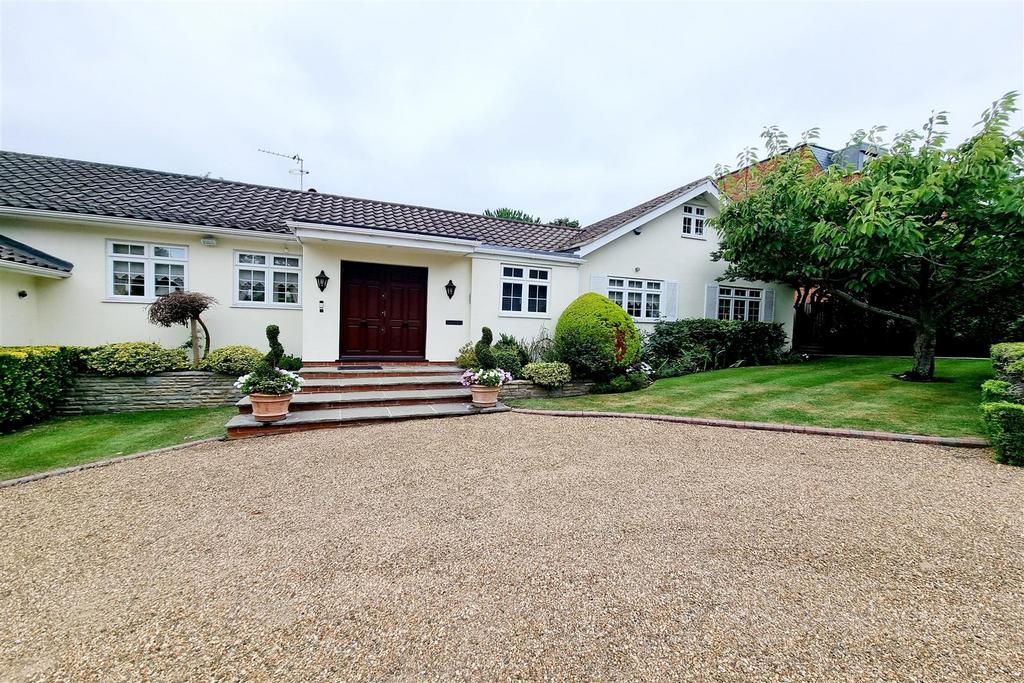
[190,318,200,367]
[196,315,211,360]
[909,323,937,379]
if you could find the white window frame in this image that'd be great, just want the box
[681,203,707,239]
[609,277,663,321]
[499,263,550,318]
[717,286,763,321]
[233,250,302,308]
[105,239,188,302]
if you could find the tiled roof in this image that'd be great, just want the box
[568,176,711,248]
[0,151,583,253]
[0,234,73,273]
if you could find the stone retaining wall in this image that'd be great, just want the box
[59,371,242,415]
[500,379,594,401]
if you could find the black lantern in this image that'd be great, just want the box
[444,279,456,299]
[315,269,330,292]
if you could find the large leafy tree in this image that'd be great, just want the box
[713,92,1024,379]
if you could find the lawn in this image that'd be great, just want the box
[0,407,234,480]
[510,357,992,437]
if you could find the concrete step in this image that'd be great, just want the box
[226,402,510,438]
[236,387,472,413]
[298,364,462,379]
[300,374,464,394]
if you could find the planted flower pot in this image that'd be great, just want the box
[249,392,294,422]
[469,384,500,408]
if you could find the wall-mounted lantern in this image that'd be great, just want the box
[315,269,330,292]
[445,279,456,299]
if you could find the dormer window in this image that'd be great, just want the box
[681,204,706,239]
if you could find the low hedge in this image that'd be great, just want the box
[199,345,263,375]
[981,402,1024,466]
[85,342,189,377]
[644,318,788,378]
[991,342,1024,379]
[522,362,571,387]
[0,346,78,432]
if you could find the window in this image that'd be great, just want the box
[609,277,663,320]
[107,240,187,300]
[717,286,762,321]
[234,251,301,306]
[681,204,706,238]
[501,264,549,314]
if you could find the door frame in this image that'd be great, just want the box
[338,260,428,361]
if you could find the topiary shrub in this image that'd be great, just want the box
[455,343,477,368]
[0,346,78,432]
[493,346,523,378]
[553,293,640,380]
[981,401,1024,466]
[85,342,189,376]
[474,327,496,370]
[199,345,263,375]
[522,361,571,387]
[147,291,217,366]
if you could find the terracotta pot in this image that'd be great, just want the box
[249,392,293,422]
[470,384,500,408]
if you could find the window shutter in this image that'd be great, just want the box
[590,274,609,294]
[704,284,719,319]
[762,288,775,322]
[663,281,679,321]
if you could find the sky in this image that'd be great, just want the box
[2,0,1022,225]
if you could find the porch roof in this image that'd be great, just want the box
[0,234,73,277]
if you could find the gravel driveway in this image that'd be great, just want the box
[1,412,1022,682]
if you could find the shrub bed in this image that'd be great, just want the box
[199,345,263,375]
[0,346,78,432]
[643,318,788,378]
[522,362,571,387]
[85,342,189,377]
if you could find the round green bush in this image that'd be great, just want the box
[199,345,264,375]
[553,293,640,379]
[493,347,523,378]
[85,342,189,376]
[522,361,571,387]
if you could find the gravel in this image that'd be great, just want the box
[1,412,1022,682]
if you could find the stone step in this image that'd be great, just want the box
[300,374,464,394]
[236,387,472,413]
[298,364,462,379]
[226,402,510,438]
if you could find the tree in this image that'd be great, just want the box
[483,207,541,223]
[713,92,1024,379]
[550,217,581,228]
[147,291,217,366]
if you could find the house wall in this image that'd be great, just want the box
[0,216,304,354]
[579,195,796,342]
[0,270,40,345]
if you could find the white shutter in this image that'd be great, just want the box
[762,288,775,322]
[590,274,609,294]
[704,284,719,319]
[663,281,679,321]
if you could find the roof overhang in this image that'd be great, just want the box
[575,180,720,256]
[471,245,583,267]
[0,259,71,279]
[289,221,481,255]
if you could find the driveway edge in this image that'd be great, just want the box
[511,408,990,448]
[0,437,225,489]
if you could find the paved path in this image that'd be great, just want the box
[1,413,1021,681]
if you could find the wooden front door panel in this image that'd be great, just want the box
[340,261,427,359]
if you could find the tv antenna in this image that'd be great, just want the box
[258,148,310,190]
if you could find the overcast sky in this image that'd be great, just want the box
[2,1,1022,225]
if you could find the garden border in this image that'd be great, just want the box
[0,437,224,489]
[512,408,991,448]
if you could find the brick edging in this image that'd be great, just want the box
[0,437,225,489]
[511,409,991,448]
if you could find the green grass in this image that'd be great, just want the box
[0,407,234,480]
[511,357,992,438]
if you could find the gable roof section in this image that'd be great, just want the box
[567,176,713,250]
[0,234,74,275]
[0,151,583,253]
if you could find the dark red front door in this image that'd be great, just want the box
[340,261,427,359]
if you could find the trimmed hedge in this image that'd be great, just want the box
[0,346,77,432]
[981,402,1024,466]
[199,345,263,375]
[522,362,571,387]
[554,293,641,380]
[85,342,189,377]
[991,342,1024,378]
[981,379,1014,404]
[644,318,788,378]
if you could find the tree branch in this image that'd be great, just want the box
[828,288,919,325]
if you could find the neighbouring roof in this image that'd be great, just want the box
[0,234,74,273]
[0,151,584,253]
[568,176,712,248]
[808,143,879,172]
